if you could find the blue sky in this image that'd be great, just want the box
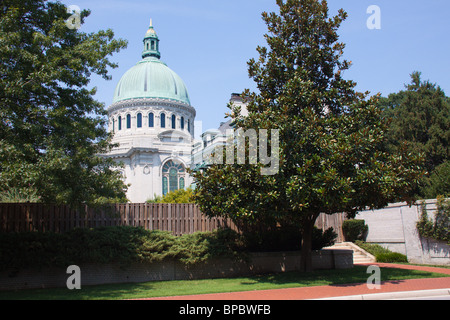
[60,0,450,133]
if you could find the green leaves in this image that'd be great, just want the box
[194,1,426,272]
[0,0,128,205]
[417,197,450,244]
[0,227,247,271]
[379,72,450,198]
[147,188,195,204]
[194,0,424,223]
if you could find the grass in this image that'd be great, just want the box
[0,265,449,300]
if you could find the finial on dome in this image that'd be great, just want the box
[150,18,153,28]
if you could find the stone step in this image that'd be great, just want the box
[354,257,372,262]
[326,242,376,265]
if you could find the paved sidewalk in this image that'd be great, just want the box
[146,263,450,300]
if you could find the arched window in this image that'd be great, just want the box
[162,160,186,195]
[181,116,185,130]
[149,113,154,128]
[137,113,142,128]
[118,116,122,131]
[126,114,131,129]
[188,119,191,133]
[112,118,115,133]
[160,113,166,128]
[171,115,176,129]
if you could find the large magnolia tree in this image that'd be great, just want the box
[193,0,425,272]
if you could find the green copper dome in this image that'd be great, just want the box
[112,22,191,106]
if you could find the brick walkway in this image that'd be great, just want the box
[146,263,450,300]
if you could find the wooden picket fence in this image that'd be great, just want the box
[0,203,345,239]
[315,211,346,243]
[0,203,238,236]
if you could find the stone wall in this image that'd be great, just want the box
[0,249,353,291]
[356,199,450,266]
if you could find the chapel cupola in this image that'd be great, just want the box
[142,19,161,59]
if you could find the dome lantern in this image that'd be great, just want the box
[142,19,161,59]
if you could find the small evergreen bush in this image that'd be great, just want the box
[342,219,368,242]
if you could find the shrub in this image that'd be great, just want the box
[355,240,408,263]
[0,231,70,271]
[0,227,246,271]
[171,228,248,265]
[0,225,338,272]
[147,188,194,203]
[355,240,389,256]
[0,187,41,203]
[241,226,337,252]
[342,219,368,242]
[376,252,408,263]
[240,224,300,252]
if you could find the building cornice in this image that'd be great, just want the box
[108,97,196,117]
[103,147,160,159]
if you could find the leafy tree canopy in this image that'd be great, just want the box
[192,0,425,271]
[0,0,128,205]
[378,72,450,198]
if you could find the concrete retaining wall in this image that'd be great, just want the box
[0,249,353,291]
[356,199,450,266]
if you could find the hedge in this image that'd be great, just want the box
[0,225,337,271]
[0,227,246,271]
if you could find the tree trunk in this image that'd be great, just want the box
[300,214,319,272]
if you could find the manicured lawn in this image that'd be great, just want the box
[0,265,449,300]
